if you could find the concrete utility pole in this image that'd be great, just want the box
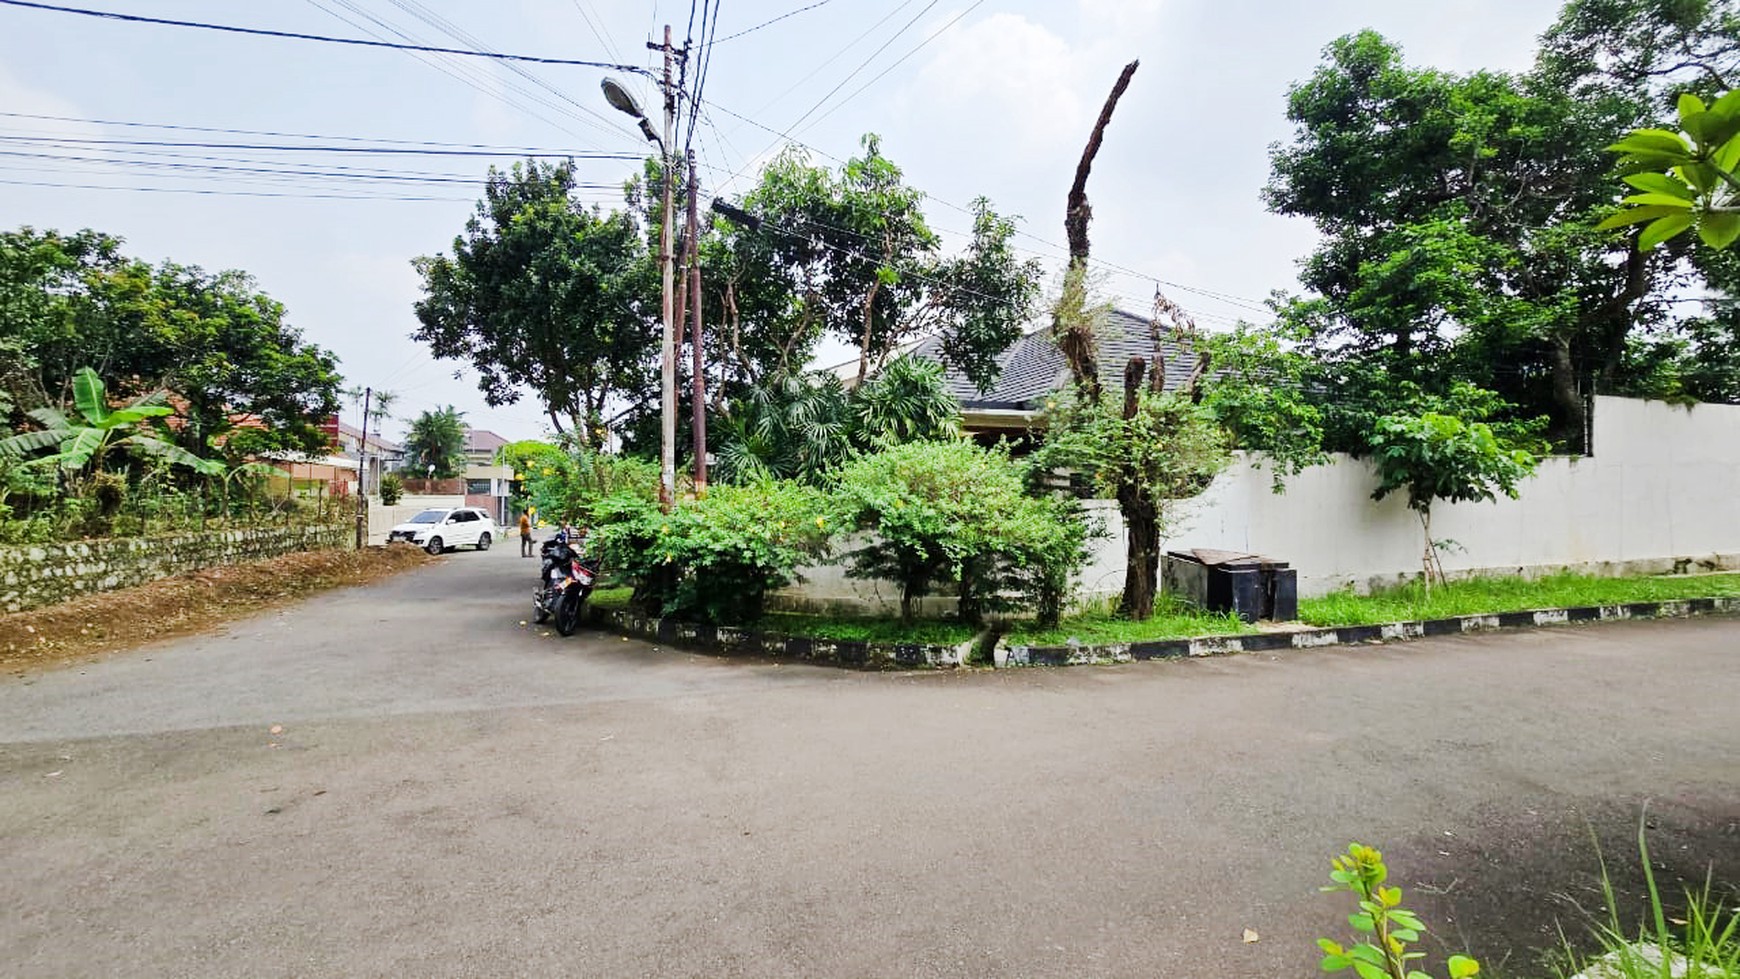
[656,25,677,511]
[686,147,708,492]
[354,385,371,550]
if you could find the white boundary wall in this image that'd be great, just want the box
[777,396,1740,613]
[1084,395,1740,599]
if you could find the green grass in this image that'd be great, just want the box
[1553,822,1740,979]
[754,613,980,646]
[587,585,633,611]
[1002,601,1251,646]
[1300,571,1740,627]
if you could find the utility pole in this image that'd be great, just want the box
[655,25,678,511]
[354,385,371,550]
[686,147,708,492]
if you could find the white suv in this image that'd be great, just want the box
[386,507,497,554]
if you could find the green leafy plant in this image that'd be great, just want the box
[1601,90,1740,249]
[378,472,404,506]
[1318,843,1481,979]
[590,480,832,624]
[831,440,1089,627]
[1367,410,1539,591]
[403,405,467,479]
[0,367,218,478]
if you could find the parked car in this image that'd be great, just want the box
[386,507,496,554]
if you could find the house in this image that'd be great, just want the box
[461,427,510,468]
[904,309,1206,441]
[333,421,403,492]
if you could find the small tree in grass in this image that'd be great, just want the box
[831,440,1089,627]
[1367,411,1538,591]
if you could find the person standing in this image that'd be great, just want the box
[518,511,534,557]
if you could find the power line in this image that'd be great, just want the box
[0,176,472,202]
[0,110,632,155]
[0,133,640,159]
[713,0,834,43]
[0,0,651,71]
[782,0,939,136]
[792,0,985,140]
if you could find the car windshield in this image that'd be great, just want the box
[407,510,446,524]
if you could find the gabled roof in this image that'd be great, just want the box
[463,428,510,455]
[335,420,401,452]
[911,309,1202,411]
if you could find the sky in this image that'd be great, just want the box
[0,0,1571,443]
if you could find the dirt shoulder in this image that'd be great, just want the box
[1,545,436,676]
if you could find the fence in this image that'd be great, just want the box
[772,396,1740,614]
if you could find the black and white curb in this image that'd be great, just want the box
[995,597,1740,667]
[588,597,1740,671]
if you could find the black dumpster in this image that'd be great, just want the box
[1162,549,1298,623]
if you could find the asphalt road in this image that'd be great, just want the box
[2,545,1737,978]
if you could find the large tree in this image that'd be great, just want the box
[403,406,467,479]
[710,135,1041,393]
[1265,5,1740,447]
[412,161,657,442]
[0,227,342,455]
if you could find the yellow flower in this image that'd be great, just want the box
[814,516,826,529]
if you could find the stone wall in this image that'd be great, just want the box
[0,524,349,613]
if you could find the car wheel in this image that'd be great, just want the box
[476,532,491,552]
[425,536,444,555]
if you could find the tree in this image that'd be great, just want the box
[0,367,218,478]
[1367,411,1540,590]
[412,161,656,442]
[1035,378,1229,621]
[715,136,1041,394]
[0,227,343,455]
[404,406,466,479]
[710,355,961,485]
[1264,15,1740,445]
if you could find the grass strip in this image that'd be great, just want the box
[1299,571,1740,627]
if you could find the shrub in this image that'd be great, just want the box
[378,472,403,506]
[525,448,660,528]
[831,440,1090,626]
[590,480,831,624]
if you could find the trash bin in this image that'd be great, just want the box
[1162,549,1297,623]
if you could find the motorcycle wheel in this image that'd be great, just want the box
[555,589,582,637]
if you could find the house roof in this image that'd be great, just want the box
[335,420,401,452]
[911,309,1202,411]
[463,428,510,455]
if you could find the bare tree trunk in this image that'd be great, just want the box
[856,279,882,389]
[1051,59,1139,399]
[1548,336,1586,448]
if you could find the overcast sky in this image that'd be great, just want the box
[0,0,1569,442]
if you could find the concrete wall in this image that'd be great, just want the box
[0,524,349,613]
[1110,395,1740,599]
[773,396,1740,614]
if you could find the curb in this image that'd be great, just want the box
[589,597,1740,671]
[586,605,984,669]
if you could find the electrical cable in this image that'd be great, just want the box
[0,110,635,156]
[713,0,833,44]
[791,0,985,139]
[0,0,651,71]
[0,132,639,159]
[781,0,939,137]
[0,176,472,201]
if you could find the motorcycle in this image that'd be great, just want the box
[533,531,601,637]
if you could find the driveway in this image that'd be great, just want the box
[2,545,1737,978]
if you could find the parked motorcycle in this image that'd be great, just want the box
[533,530,600,637]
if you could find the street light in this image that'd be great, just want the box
[600,78,662,149]
[604,51,677,510]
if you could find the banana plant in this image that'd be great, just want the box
[0,367,223,477]
[1600,90,1740,250]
